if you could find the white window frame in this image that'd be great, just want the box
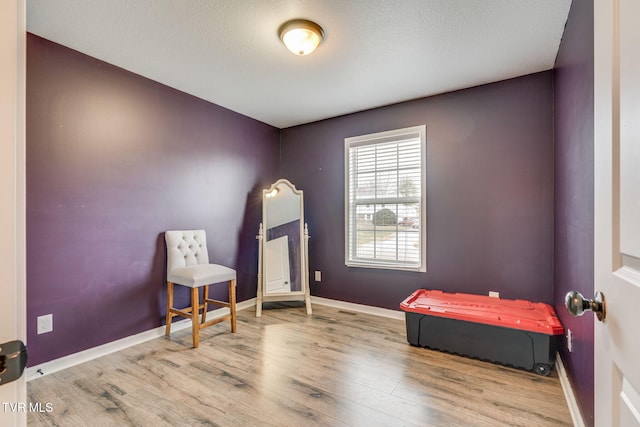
[344,125,426,272]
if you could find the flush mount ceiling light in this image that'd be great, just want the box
[278,19,325,56]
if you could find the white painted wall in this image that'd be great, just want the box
[0,1,27,426]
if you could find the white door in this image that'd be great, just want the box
[0,1,27,426]
[264,236,291,294]
[594,0,640,425]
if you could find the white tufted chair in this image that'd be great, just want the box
[165,229,237,348]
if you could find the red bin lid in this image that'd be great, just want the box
[400,289,564,335]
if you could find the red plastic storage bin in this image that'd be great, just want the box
[400,289,564,375]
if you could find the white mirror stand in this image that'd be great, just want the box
[256,179,312,316]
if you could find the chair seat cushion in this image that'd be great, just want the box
[168,264,236,288]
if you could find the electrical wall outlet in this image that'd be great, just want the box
[489,291,500,298]
[567,328,573,352]
[37,314,53,334]
[314,271,322,282]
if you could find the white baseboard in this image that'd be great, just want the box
[556,352,585,427]
[26,298,257,381]
[311,296,405,320]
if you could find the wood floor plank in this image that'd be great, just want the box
[28,303,572,426]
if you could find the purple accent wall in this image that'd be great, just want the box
[26,34,279,365]
[553,1,595,425]
[280,72,554,309]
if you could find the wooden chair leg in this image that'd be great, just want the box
[229,279,237,333]
[191,287,200,348]
[165,281,174,336]
[201,285,209,324]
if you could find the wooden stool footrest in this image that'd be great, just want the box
[200,315,232,329]
[204,298,230,308]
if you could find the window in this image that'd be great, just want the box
[345,125,426,272]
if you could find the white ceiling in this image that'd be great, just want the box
[26,0,572,129]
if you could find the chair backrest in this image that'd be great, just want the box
[165,229,210,274]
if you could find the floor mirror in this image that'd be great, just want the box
[256,179,312,316]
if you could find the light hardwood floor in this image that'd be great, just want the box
[28,303,572,426]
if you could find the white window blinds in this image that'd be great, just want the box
[345,125,426,271]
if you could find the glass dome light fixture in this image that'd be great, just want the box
[278,19,325,56]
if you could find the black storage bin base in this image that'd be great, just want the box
[401,290,564,376]
[405,311,559,375]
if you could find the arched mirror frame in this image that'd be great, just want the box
[256,179,312,316]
